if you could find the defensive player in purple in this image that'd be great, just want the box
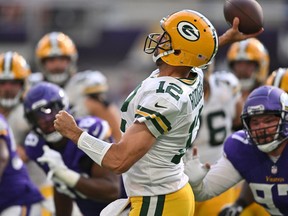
[186,85,288,216]
[23,82,125,216]
[0,114,43,215]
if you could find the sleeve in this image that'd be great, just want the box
[134,94,179,138]
[192,156,243,201]
[24,132,50,173]
[77,117,112,141]
[24,133,42,160]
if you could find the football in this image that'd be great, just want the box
[223,0,263,34]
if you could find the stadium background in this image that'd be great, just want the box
[0,0,287,105]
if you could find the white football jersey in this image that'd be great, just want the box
[120,68,204,196]
[65,70,108,117]
[193,71,241,164]
[28,70,108,118]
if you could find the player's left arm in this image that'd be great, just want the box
[192,156,243,201]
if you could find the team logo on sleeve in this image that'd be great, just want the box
[177,21,200,41]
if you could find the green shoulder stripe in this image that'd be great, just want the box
[135,105,171,134]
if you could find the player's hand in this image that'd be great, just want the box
[218,203,243,216]
[184,147,210,187]
[219,17,264,47]
[54,110,83,144]
[37,145,67,179]
[38,145,80,187]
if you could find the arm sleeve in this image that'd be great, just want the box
[193,156,243,201]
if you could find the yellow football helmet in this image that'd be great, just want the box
[144,9,218,68]
[266,68,288,93]
[35,32,78,85]
[227,38,270,85]
[0,51,31,108]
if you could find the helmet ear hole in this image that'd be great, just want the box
[174,50,181,56]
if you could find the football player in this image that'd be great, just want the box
[0,51,54,216]
[31,32,122,142]
[217,38,271,216]
[186,85,288,216]
[65,70,122,142]
[219,68,288,216]
[227,37,270,103]
[0,113,43,215]
[23,82,125,216]
[53,9,263,216]
[187,64,243,215]
[0,52,31,150]
[33,32,78,87]
[0,103,43,216]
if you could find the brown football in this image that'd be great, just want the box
[224,0,263,34]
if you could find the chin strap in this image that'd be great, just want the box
[152,50,175,63]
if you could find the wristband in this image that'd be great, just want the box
[54,169,81,188]
[77,131,112,166]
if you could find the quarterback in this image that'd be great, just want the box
[54,9,263,216]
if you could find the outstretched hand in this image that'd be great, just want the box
[219,17,264,47]
[184,147,210,187]
[54,110,83,144]
[37,145,67,180]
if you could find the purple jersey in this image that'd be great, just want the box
[224,130,288,215]
[25,115,120,216]
[0,114,43,212]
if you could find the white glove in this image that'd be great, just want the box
[184,147,210,187]
[37,145,80,187]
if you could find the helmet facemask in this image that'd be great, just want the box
[35,32,78,86]
[24,82,69,143]
[241,87,288,153]
[242,111,287,153]
[0,52,31,109]
[0,80,25,108]
[144,32,174,63]
[41,56,75,87]
[26,100,65,143]
[227,38,269,87]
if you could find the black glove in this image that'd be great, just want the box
[218,204,243,216]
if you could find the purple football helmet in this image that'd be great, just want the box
[24,81,69,143]
[241,85,288,152]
